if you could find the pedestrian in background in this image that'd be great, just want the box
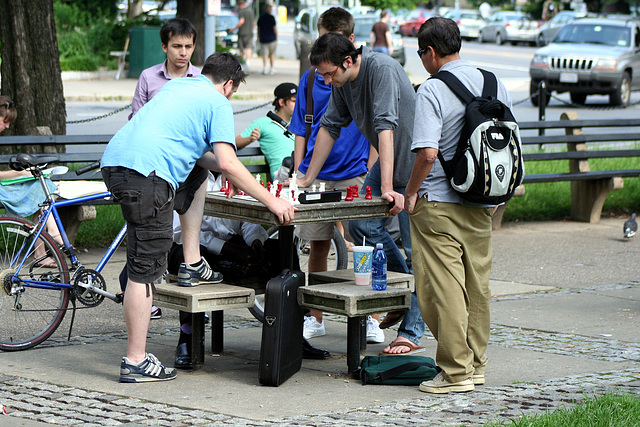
[370,10,393,56]
[230,0,255,72]
[257,3,278,75]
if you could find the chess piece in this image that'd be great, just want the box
[345,187,354,201]
[352,184,359,198]
[311,184,317,193]
[365,185,372,200]
[319,182,326,192]
[267,182,272,192]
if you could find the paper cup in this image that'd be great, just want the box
[352,246,373,286]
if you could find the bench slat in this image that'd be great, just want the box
[522,132,640,146]
[523,169,640,183]
[524,149,640,161]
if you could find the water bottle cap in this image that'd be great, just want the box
[376,243,383,249]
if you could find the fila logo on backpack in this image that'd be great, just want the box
[431,69,524,205]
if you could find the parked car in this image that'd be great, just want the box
[352,15,406,66]
[293,7,333,59]
[536,10,580,46]
[398,8,437,37]
[478,11,539,45]
[216,13,239,48]
[529,17,640,106]
[443,9,485,40]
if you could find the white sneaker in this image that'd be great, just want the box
[366,316,385,344]
[303,316,325,339]
[262,67,270,75]
[419,372,474,394]
[269,68,277,75]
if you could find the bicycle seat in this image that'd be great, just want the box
[10,153,59,171]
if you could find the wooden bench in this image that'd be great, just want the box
[153,281,256,370]
[302,269,414,374]
[0,133,272,241]
[493,112,640,229]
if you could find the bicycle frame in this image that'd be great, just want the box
[10,171,125,303]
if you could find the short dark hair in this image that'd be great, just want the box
[0,96,17,123]
[380,10,389,19]
[160,18,197,46]
[309,32,358,68]
[417,17,461,57]
[317,7,354,36]
[201,52,247,88]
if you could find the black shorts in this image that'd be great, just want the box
[102,166,208,284]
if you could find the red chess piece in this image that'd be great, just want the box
[365,185,373,200]
[352,184,359,198]
[291,189,296,201]
[345,187,354,201]
[276,183,283,198]
[260,180,264,187]
[267,182,272,192]
[224,187,231,196]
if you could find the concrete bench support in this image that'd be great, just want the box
[301,270,413,374]
[153,282,255,369]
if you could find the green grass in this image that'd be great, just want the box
[485,393,640,426]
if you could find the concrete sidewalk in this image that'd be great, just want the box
[1,217,640,426]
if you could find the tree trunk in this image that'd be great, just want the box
[0,0,66,141]
[178,0,205,66]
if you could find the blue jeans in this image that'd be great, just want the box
[349,161,425,345]
[373,46,390,56]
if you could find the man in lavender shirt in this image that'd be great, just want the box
[128,18,201,119]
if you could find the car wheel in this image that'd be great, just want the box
[610,72,631,106]
[496,32,505,45]
[570,92,587,105]
[295,42,300,60]
[530,79,550,107]
[536,33,545,47]
[478,31,485,43]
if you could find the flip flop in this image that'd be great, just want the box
[379,310,406,329]
[381,338,426,356]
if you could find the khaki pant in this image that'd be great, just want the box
[410,198,493,383]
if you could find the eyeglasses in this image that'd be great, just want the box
[1,101,14,109]
[231,65,243,80]
[417,49,426,58]
[314,66,339,81]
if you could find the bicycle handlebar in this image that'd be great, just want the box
[75,161,101,176]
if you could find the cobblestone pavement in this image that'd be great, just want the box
[3,282,640,427]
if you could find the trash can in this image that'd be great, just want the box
[128,26,166,78]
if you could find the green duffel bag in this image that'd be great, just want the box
[357,355,440,385]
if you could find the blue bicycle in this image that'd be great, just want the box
[0,154,124,351]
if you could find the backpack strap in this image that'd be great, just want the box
[478,68,498,99]
[304,66,315,144]
[430,70,475,105]
[373,360,439,383]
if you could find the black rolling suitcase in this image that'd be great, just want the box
[259,269,305,386]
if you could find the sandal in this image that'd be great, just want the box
[379,310,406,329]
[381,338,426,356]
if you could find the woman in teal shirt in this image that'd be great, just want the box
[236,83,297,180]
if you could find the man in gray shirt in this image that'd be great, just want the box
[299,33,426,355]
[230,0,254,71]
[405,17,511,394]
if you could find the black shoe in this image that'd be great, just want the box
[174,342,193,369]
[302,338,330,360]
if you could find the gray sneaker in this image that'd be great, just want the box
[177,257,223,287]
[119,353,177,383]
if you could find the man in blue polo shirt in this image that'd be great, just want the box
[101,52,295,383]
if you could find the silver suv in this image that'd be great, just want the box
[529,17,640,106]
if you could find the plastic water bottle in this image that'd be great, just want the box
[371,243,387,291]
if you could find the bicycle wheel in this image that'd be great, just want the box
[0,215,70,351]
[250,226,349,322]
